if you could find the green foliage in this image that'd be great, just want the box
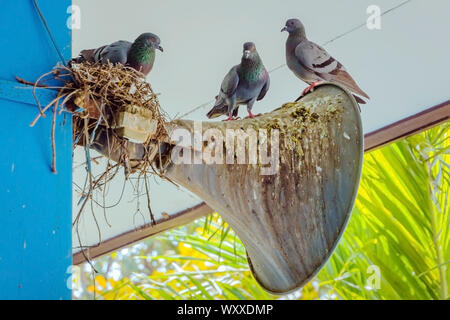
[76,122,449,300]
[316,121,449,300]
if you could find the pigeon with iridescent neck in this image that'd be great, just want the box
[282,19,369,104]
[207,42,270,121]
[71,33,163,76]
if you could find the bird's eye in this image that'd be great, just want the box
[151,37,156,42]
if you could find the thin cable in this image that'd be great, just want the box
[32,0,67,66]
[176,100,216,121]
[179,0,413,119]
[322,0,412,46]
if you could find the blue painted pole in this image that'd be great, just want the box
[0,0,72,300]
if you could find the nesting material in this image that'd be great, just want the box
[68,62,167,144]
[67,63,171,228]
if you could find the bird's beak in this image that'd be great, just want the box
[281,26,288,32]
[244,50,251,59]
[158,45,164,52]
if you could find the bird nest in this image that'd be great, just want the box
[27,62,171,238]
[67,63,171,227]
[66,62,168,143]
[29,61,169,168]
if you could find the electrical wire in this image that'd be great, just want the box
[32,0,67,66]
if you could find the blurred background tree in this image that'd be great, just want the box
[73,122,449,300]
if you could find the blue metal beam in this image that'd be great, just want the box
[0,0,72,300]
[0,79,58,107]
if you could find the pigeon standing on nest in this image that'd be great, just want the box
[71,33,163,76]
[207,42,270,121]
[282,19,369,104]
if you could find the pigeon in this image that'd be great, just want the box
[207,42,270,121]
[71,33,163,76]
[282,19,369,104]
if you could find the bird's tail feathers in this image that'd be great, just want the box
[326,70,370,100]
[69,49,96,65]
[80,49,97,62]
[353,95,366,105]
[207,99,228,119]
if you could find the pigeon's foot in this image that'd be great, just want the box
[302,81,324,96]
[245,111,262,119]
[222,113,234,122]
[222,114,240,122]
[223,117,240,122]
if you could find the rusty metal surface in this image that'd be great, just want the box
[164,83,363,293]
[85,83,363,293]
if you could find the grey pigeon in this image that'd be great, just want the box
[282,19,369,104]
[207,42,270,121]
[71,33,163,76]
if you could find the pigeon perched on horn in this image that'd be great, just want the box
[282,18,369,104]
[71,33,163,76]
[207,42,270,121]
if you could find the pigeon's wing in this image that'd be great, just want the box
[206,67,240,119]
[71,41,131,65]
[257,72,270,101]
[220,66,240,98]
[294,41,339,76]
[295,41,369,99]
[97,40,132,65]
[70,47,102,64]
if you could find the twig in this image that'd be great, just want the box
[30,91,69,127]
[51,99,58,174]
[32,70,55,116]
[15,75,49,88]
[144,172,156,226]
